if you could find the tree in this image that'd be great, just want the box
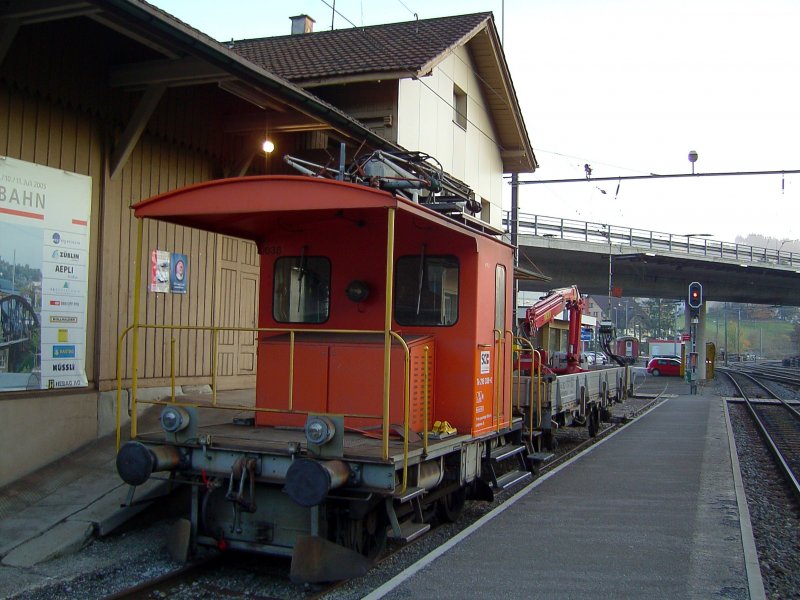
[639,298,679,339]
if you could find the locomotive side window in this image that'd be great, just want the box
[394,255,459,326]
[495,265,506,332]
[273,256,330,323]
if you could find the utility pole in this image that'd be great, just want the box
[624,299,629,332]
[657,298,662,339]
[511,173,519,333]
[737,309,741,360]
[724,303,729,366]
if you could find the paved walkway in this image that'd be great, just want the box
[367,383,762,599]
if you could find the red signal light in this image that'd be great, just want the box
[688,282,703,308]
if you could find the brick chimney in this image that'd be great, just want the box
[290,15,315,35]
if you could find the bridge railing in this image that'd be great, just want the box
[506,213,800,268]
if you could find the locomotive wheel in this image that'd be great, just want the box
[436,487,467,523]
[343,506,387,560]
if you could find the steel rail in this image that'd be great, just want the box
[100,555,221,600]
[723,365,800,418]
[722,370,800,501]
[726,364,800,391]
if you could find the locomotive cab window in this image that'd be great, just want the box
[394,255,459,326]
[273,256,330,323]
[495,265,506,332]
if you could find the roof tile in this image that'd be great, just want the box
[231,13,492,82]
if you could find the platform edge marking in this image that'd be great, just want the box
[723,399,767,600]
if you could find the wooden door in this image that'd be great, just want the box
[214,236,259,388]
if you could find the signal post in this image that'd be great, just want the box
[685,282,705,392]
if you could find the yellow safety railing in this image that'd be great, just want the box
[120,206,426,495]
[114,323,425,494]
[512,336,544,447]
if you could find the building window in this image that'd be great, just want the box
[453,84,467,129]
[394,255,459,326]
[273,256,330,323]
[481,198,490,223]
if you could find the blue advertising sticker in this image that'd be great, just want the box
[170,253,188,294]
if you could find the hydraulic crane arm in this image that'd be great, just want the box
[523,285,586,374]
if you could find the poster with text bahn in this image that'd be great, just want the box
[0,157,91,391]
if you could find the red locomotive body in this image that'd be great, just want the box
[115,164,627,582]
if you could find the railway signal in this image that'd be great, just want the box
[686,281,703,394]
[688,282,703,309]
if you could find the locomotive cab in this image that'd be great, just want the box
[253,194,514,438]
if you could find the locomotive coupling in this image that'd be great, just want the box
[283,458,351,507]
[116,441,184,486]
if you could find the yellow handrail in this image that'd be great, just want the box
[534,349,543,429]
[512,336,532,409]
[511,336,543,447]
[504,328,515,427]
[493,329,503,432]
[131,218,143,439]
[382,208,396,462]
[114,323,135,451]
[389,331,411,494]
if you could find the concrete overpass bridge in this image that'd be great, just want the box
[512,213,800,306]
[509,214,800,380]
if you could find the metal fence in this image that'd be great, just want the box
[506,213,800,268]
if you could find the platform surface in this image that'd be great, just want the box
[367,380,759,599]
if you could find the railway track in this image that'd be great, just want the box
[725,361,800,389]
[720,368,800,501]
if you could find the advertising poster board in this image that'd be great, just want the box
[170,252,187,294]
[0,156,92,391]
[150,250,170,293]
[150,250,188,294]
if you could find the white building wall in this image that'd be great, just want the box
[397,46,504,228]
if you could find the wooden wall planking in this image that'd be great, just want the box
[95,128,258,389]
[0,76,260,392]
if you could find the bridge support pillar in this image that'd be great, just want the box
[684,303,707,380]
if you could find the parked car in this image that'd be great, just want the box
[647,357,681,377]
[652,354,681,361]
[585,351,608,365]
